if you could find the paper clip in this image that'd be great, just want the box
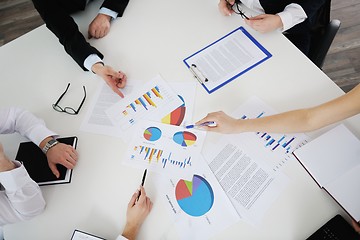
[189,64,208,84]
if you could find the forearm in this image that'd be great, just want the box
[32,0,103,71]
[121,223,139,240]
[237,109,316,133]
[238,85,360,133]
[0,107,56,146]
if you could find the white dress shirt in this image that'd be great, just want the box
[0,107,56,226]
[240,0,307,32]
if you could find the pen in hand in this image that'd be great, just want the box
[185,121,217,129]
[137,169,147,201]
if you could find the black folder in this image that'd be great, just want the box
[15,136,77,186]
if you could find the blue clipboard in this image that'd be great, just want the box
[183,26,272,94]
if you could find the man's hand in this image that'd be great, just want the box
[245,14,283,33]
[122,186,153,240]
[88,13,111,39]
[46,143,78,178]
[218,0,234,16]
[352,219,360,233]
[0,143,16,172]
[92,63,127,98]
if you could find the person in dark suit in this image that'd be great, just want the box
[31,0,130,97]
[219,0,329,55]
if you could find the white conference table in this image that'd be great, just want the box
[1,0,359,239]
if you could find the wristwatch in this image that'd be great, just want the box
[42,138,59,154]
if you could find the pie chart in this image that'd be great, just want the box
[173,131,197,147]
[143,127,162,141]
[161,95,186,126]
[175,175,214,217]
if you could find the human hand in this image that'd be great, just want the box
[196,111,240,134]
[245,14,283,33]
[0,143,16,172]
[91,63,127,98]
[46,143,78,178]
[218,0,234,16]
[122,186,153,240]
[352,219,360,233]
[88,13,111,39]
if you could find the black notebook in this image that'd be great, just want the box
[307,214,360,240]
[15,136,77,186]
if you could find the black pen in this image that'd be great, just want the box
[137,169,147,201]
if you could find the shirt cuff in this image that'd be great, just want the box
[99,7,118,20]
[277,11,292,32]
[277,3,307,32]
[0,162,32,191]
[28,125,58,147]
[116,235,128,240]
[84,54,103,72]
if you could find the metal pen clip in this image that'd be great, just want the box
[189,64,208,84]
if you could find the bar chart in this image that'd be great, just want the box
[130,146,192,169]
[241,113,300,155]
[106,75,183,133]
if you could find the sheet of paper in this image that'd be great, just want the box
[80,81,135,137]
[203,140,289,225]
[157,154,240,240]
[184,27,271,93]
[81,78,196,138]
[71,230,104,240]
[123,120,206,175]
[294,124,360,222]
[106,75,183,136]
[294,124,360,186]
[229,96,309,172]
[326,164,360,222]
[160,82,197,127]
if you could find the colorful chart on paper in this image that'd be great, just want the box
[173,131,197,147]
[175,175,214,216]
[143,127,162,141]
[241,112,304,154]
[105,76,183,133]
[126,120,207,174]
[230,96,309,173]
[131,146,192,169]
[161,95,186,126]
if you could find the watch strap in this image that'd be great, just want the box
[42,139,59,154]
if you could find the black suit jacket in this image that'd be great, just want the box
[32,0,129,71]
[259,0,328,55]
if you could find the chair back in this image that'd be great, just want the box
[308,19,341,69]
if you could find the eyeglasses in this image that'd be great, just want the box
[227,0,249,20]
[52,83,86,115]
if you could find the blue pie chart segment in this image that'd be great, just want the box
[175,175,214,217]
[143,127,162,141]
